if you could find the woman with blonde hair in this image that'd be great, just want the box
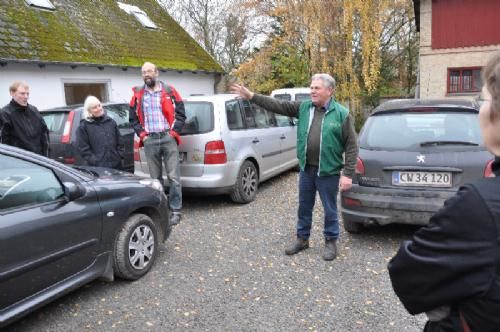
[389,51,500,332]
[76,95,124,170]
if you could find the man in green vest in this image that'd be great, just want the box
[230,74,358,261]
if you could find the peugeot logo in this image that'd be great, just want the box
[416,154,425,163]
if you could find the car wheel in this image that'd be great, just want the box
[114,214,158,280]
[343,215,364,233]
[230,160,258,204]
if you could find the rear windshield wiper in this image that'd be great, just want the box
[420,140,479,147]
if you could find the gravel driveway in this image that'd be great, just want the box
[6,171,426,332]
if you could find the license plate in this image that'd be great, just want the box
[392,171,452,187]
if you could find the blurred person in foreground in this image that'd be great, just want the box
[76,95,124,170]
[230,74,358,261]
[388,52,500,332]
[0,81,49,156]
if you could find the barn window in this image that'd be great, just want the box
[447,67,482,94]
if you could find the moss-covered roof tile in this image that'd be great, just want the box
[0,0,223,73]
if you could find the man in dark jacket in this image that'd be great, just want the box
[129,62,186,225]
[0,81,49,156]
[231,74,358,261]
[76,96,124,170]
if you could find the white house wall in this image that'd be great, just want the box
[0,63,217,110]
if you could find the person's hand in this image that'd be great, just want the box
[425,306,451,322]
[169,130,181,145]
[230,83,254,100]
[339,175,352,192]
[140,131,149,143]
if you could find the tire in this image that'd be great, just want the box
[343,215,364,233]
[230,160,259,204]
[114,214,158,280]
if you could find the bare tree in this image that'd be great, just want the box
[158,0,269,71]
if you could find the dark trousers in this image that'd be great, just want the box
[143,134,182,212]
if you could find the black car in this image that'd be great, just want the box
[40,103,135,172]
[0,144,171,327]
[341,99,493,233]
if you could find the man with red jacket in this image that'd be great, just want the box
[130,62,186,225]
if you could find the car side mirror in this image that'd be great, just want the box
[63,182,85,201]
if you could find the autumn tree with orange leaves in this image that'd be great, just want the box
[235,0,417,127]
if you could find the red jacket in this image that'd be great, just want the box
[129,82,186,144]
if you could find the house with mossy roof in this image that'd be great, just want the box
[0,0,224,109]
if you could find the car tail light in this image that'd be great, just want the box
[61,111,75,144]
[204,140,227,164]
[134,137,141,161]
[64,157,76,164]
[408,107,438,112]
[342,197,361,206]
[484,159,494,177]
[355,157,365,175]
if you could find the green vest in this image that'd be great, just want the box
[296,100,349,176]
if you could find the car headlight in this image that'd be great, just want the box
[139,179,164,192]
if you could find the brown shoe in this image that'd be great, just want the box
[322,239,337,261]
[285,237,309,255]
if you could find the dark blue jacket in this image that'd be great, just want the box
[76,115,124,169]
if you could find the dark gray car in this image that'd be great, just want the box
[341,99,493,233]
[0,144,171,327]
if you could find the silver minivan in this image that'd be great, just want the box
[134,94,298,203]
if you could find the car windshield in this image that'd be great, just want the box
[273,94,291,101]
[359,110,482,150]
[295,93,310,101]
[41,112,68,134]
[181,102,214,135]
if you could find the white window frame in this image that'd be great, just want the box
[25,0,55,10]
[61,79,111,106]
[132,11,157,29]
[117,2,158,29]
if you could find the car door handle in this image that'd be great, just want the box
[252,138,260,143]
[280,135,286,139]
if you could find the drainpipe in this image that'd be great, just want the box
[415,56,420,99]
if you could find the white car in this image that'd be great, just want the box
[270,87,311,102]
[134,94,298,203]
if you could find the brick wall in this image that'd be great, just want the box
[418,0,500,99]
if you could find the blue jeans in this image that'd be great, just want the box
[297,165,340,240]
[143,134,182,212]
